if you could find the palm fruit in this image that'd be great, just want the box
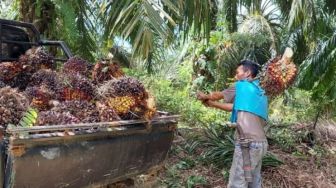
[97,77,148,100]
[18,47,55,71]
[97,77,156,120]
[52,100,100,123]
[0,62,23,81]
[8,73,33,90]
[96,101,121,122]
[143,94,157,120]
[58,73,95,101]
[25,85,54,111]
[9,47,54,90]
[0,87,30,127]
[106,96,136,114]
[29,69,60,90]
[92,60,124,84]
[260,48,297,97]
[36,111,80,126]
[62,57,92,77]
[129,94,157,120]
[0,80,5,88]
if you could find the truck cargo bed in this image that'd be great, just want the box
[1,115,178,188]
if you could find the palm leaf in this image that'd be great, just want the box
[297,32,336,90]
[18,107,38,128]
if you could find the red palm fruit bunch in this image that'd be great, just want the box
[58,73,95,101]
[92,60,124,84]
[29,69,60,91]
[260,48,298,97]
[95,101,121,122]
[36,111,80,126]
[10,47,55,90]
[18,47,55,71]
[130,95,157,121]
[51,100,100,123]
[62,56,92,77]
[0,62,23,81]
[97,77,156,120]
[25,85,54,111]
[0,87,30,127]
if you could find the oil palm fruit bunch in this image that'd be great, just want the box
[128,93,157,120]
[29,69,60,91]
[18,47,55,71]
[0,80,5,88]
[10,47,54,90]
[58,73,95,101]
[25,85,54,111]
[0,87,30,127]
[52,100,100,123]
[62,57,92,77]
[142,95,157,120]
[106,96,137,115]
[92,60,124,84]
[97,77,148,100]
[96,101,121,122]
[259,48,297,97]
[0,62,23,81]
[97,77,156,120]
[36,111,80,126]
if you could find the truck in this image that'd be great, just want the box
[0,19,178,188]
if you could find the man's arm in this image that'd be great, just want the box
[196,91,224,101]
[205,101,233,112]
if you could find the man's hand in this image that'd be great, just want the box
[201,99,211,107]
[196,91,208,101]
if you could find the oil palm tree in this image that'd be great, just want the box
[101,0,213,72]
[13,0,97,61]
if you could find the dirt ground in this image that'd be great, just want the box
[110,132,336,188]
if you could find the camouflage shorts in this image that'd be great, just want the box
[227,141,268,188]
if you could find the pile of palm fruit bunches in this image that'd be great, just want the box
[0,47,156,127]
[259,48,298,97]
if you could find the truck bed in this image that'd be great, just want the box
[0,115,178,188]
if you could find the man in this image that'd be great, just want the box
[197,60,268,188]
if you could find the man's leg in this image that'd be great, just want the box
[228,143,248,188]
[249,141,268,188]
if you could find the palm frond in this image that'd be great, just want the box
[288,0,316,34]
[71,0,98,62]
[297,33,336,104]
[18,107,38,127]
[221,0,238,33]
[102,0,175,62]
[324,0,336,14]
[163,0,213,40]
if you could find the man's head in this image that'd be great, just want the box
[235,60,260,80]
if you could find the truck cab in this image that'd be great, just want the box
[0,19,72,62]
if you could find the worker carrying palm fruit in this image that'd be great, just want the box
[197,60,268,188]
